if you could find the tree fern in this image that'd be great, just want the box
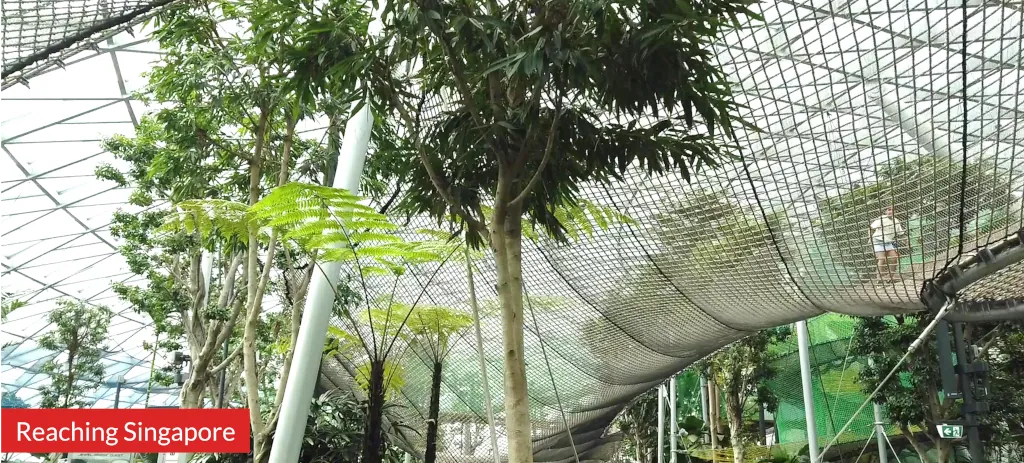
[325,326,406,399]
[355,360,405,399]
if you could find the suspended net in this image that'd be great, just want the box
[1,0,1023,461]
[0,0,176,86]
[312,0,1024,460]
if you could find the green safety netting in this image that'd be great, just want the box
[2,0,1023,462]
[767,315,896,450]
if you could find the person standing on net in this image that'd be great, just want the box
[869,206,905,283]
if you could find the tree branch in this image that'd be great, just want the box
[216,294,246,348]
[511,70,551,173]
[389,92,487,234]
[378,183,403,215]
[210,344,242,374]
[900,423,932,462]
[508,102,561,209]
[272,265,314,411]
[418,14,506,165]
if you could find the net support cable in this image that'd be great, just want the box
[524,283,581,463]
[465,244,502,463]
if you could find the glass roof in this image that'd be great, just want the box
[1,1,1022,460]
[2,28,177,408]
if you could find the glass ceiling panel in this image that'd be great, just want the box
[1,0,1022,461]
[2,23,169,410]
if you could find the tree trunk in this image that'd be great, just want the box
[934,440,952,463]
[64,344,76,408]
[180,380,205,408]
[635,429,648,463]
[242,120,268,463]
[899,424,931,463]
[490,194,534,463]
[425,360,444,463]
[362,359,388,463]
[724,389,744,463]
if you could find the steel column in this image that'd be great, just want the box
[267,105,372,463]
[867,358,889,463]
[797,320,821,463]
[669,377,678,463]
[657,383,666,463]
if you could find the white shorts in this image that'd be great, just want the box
[873,240,897,253]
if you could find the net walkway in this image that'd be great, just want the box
[1,0,1022,461]
[315,0,1024,460]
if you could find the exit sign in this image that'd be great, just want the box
[937,424,964,438]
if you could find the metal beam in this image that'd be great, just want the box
[2,98,127,143]
[108,36,140,127]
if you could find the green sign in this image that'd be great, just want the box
[936,424,963,439]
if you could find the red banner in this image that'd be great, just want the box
[0,409,250,453]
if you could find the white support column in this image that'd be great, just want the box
[868,359,889,463]
[465,245,500,463]
[267,105,373,463]
[202,251,214,303]
[657,384,666,463]
[669,377,678,463]
[796,320,820,463]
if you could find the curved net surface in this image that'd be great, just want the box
[1,0,175,86]
[2,0,1023,462]
[315,0,1024,459]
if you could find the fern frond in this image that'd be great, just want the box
[324,326,361,356]
[251,182,406,263]
[160,199,250,243]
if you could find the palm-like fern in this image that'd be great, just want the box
[160,182,454,275]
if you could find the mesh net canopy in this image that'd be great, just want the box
[2,0,1024,462]
[1,0,175,85]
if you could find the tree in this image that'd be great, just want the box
[1,292,28,322]
[37,299,112,408]
[699,327,790,463]
[101,0,372,459]
[0,292,25,350]
[979,323,1024,452]
[323,283,465,463]
[1,392,29,409]
[192,391,405,463]
[852,316,958,462]
[402,305,474,463]
[853,316,1024,463]
[616,388,659,463]
[350,0,757,459]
